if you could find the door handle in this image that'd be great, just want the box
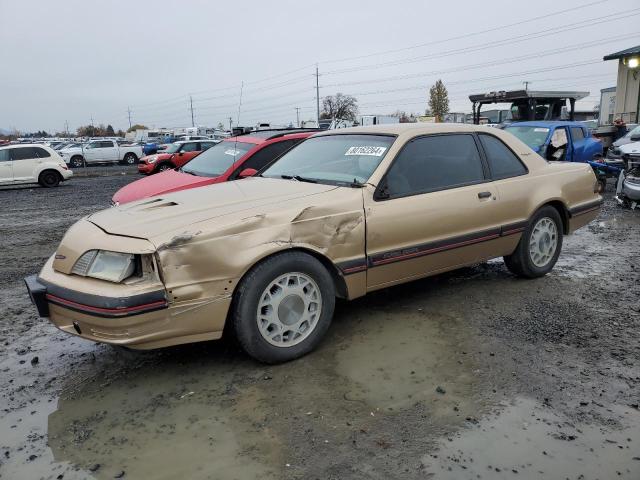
[478,191,492,199]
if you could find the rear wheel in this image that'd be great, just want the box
[123,153,138,165]
[504,206,563,278]
[597,177,607,193]
[231,251,335,363]
[38,170,61,188]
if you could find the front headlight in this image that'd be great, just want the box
[71,250,136,283]
[148,155,158,164]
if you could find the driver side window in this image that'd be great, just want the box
[382,134,486,199]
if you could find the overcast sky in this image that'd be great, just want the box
[1,0,638,133]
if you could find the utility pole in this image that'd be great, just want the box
[295,107,301,128]
[228,116,233,131]
[189,96,195,127]
[315,64,320,127]
[523,81,531,91]
[64,120,69,137]
[90,115,94,137]
[127,107,132,129]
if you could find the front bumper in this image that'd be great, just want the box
[138,162,154,174]
[604,158,625,169]
[622,179,640,201]
[24,273,230,349]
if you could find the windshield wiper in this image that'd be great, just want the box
[280,174,318,184]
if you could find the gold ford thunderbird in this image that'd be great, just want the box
[26,124,602,363]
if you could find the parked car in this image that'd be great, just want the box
[615,157,640,209]
[26,124,601,363]
[0,144,72,187]
[504,121,603,163]
[138,140,218,175]
[112,130,314,205]
[60,140,143,168]
[606,125,640,168]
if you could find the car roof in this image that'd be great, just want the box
[223,129,318,145]
[312,123,508,137]
[504,121,587,128]
[0,143,47,149]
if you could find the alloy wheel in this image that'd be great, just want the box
[256,272,322,347]
[528,217,558,267]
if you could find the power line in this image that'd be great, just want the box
[318,0,609,65]
[323,8,640,76]
[125,0,615,113]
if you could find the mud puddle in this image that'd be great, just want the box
[423,397,640,479]
[1,296,487,479]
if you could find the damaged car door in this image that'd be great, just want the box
[365,133,505,289]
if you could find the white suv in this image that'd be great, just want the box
[0,144,73,187]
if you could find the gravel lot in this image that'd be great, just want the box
[1,175,639,480]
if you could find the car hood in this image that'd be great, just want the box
[91,177,339,241]
[141,153,173,162]
[112,169,215,204]
[619,141,640,154]
[59,147,82,155]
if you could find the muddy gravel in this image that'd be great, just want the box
[1,176,639,479]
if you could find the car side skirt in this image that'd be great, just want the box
[336,220,528,275]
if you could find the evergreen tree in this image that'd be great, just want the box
[428,79,449,122]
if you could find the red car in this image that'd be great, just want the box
[137,140,218,175]
[112,130,314,205]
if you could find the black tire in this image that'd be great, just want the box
[504,205,563,279]
[231,251,335,364]
[69,156,84,168]
[123,153,138,165]
[156,162,173,173]
[597,177,607,194]
[38,170,61,188]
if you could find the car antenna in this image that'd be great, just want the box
[232,81,244,172]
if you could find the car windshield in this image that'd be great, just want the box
[262,134,395,185]
[181,141,254,177]
[625,125,640,138]
[504,126,550,150]
[164,143,181,154]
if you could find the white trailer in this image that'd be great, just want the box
[358,115,400,126]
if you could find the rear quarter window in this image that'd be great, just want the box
[34,147,51,158]
[478,134,527,179]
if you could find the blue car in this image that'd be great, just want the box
[503,121,602,162]
[504,121,620,192]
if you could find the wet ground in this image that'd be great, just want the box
[1,176,639,479]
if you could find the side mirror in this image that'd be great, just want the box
[630,135,640,142]
[178,152,183,156]
[238,168,257,178]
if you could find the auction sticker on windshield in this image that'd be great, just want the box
[224,148,241,156]
[345,146,387,156]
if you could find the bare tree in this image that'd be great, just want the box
[390,110,418,123]
[428,79,449,122]
[321,93,358,121]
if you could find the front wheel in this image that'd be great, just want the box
[231,251,335,364]
[69,156,84,168]
[504,206,563,278]
[156,162,173,173]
